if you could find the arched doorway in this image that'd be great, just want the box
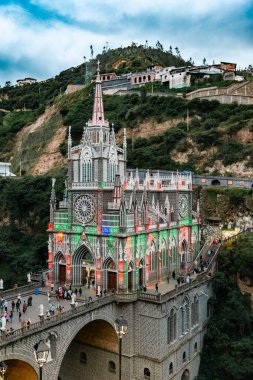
[211,179,220,186]
[181,239,188,270]
[139,259,144,287]
[54,251,66,284]
[181,369,190,380]
[128,262,134,292]
[149,241,157,283]
[72,245,95,286]
[104,258,117,291]
[59,319,119,380]
[4,360,37,380]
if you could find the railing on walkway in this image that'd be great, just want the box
[0,283,37,299]
[2,229,252,345]
[0,294,115,344]
[0,274,212,344]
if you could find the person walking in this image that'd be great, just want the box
[16,300,20,313]
[79,287,82,297]
[166,275,170,284]
[18,311,22,322]
[155,283,159,293]
[27,296,33,307]
[9,310,13,323]
[11,300,15,312]
[4,300,8,312]
[22,301,27,314]
[172,270,176,280]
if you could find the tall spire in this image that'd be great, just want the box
[90,60,109,127]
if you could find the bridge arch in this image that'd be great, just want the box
[72,244,95,286]
[0,351,38,380]
[211,179,220,186]
[57,313,118,380]
[181,369,190,380]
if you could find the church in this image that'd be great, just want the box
[47,63,200,291]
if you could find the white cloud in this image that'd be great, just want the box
[0,0,252,85]
[31,0,249,20]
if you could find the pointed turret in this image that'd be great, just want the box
[119,187,127,229]
[81,123,90,146]
[89,60,109,127]
[50,178,56,222]
[110,124,116,146]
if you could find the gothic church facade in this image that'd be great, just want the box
[47,65,200,290]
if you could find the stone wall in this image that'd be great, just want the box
[0,279,212,380]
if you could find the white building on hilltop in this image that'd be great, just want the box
[0,162,16,177]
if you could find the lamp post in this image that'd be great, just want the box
[0,362,7,379]
[34,340,50,380]
[114,316,128,380]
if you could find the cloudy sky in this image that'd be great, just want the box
[1,0,253,86]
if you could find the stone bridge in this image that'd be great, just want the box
[0,273,212,380]
[193,174,253,189]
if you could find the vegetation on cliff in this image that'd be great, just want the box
[0,173,65,287]
[1,44,253,175]
[198,234,253,380]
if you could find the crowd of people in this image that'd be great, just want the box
[0,294,33,335]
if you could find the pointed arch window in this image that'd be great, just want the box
[150,242,157,271]
[192,295,199,326]
[144,368,150,379]
[82,160,92,182]
[161,240,167,268]
[180,307,185,335]
[81,147,93,182]
[108,162,117,182]
[168,309,177,343]
[108,147,118,182]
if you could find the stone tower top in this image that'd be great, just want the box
[88,60,109,128]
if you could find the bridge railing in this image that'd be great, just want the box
[0,294,115,344]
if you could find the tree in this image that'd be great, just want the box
[156,41,164,51]
[169,45,173,54]
[5,81,12,87]
[175,47,180,57]
[203,57,207,66]
[90,45,93,59]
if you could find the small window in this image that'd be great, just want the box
[169,362,173,374]
[182,351,186,363]
[80,352,87,364]
[144,368,150,379]
[108,361,116,373]
[227,180,233,186]
[201,178,206,183]
[194,342,198,351]
[239,181,244,186]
